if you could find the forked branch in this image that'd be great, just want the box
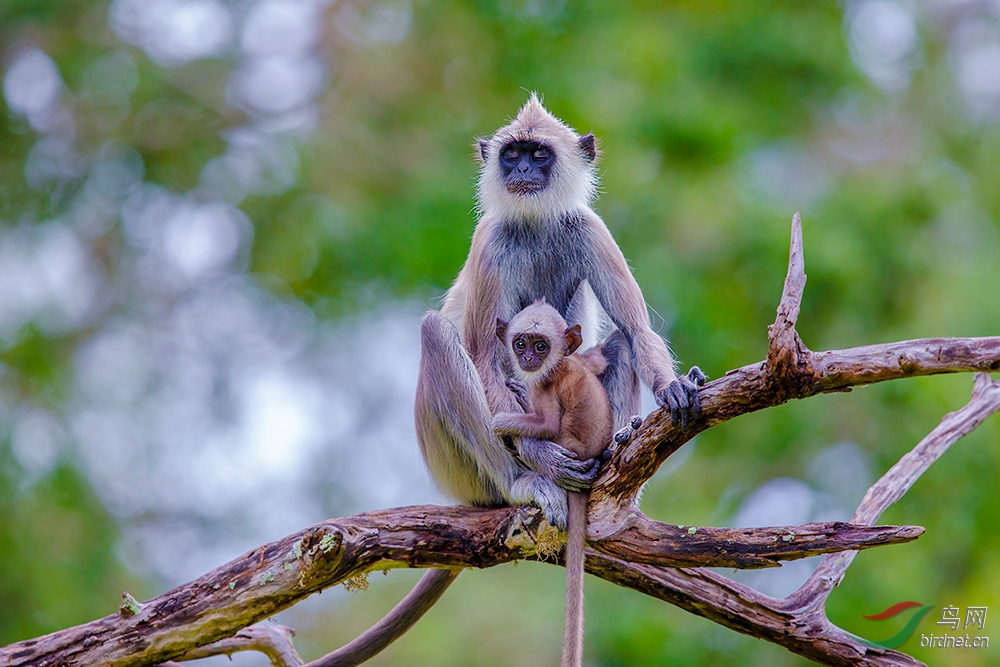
[1,214,997,667]
[589,373,1000,667]
[589,214,999,522]
[0,505,919,667]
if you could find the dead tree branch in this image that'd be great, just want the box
[587,372,1000,667]
[1,214,997,667]
[792,371,1000,609]
[0,506,916,667]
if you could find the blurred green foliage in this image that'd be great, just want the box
[1,0,999,665]
[0,459,140,645]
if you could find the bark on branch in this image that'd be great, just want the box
[160,625,302,667]
[2,214,997,667]
[0,506,918,667]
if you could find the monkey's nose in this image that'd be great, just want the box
[517,162,530,174]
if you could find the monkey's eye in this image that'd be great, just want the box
[534,341,548,354]
[513,339,527,351]
[532,147,550,161]
[503,148,519,161]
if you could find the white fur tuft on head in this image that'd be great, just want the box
[476,93,598,223]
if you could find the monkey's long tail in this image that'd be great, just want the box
[303,568,460,667]
[562,491,589,667]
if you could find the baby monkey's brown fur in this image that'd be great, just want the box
[492,300,613,667]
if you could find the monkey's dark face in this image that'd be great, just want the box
[498,141,554,196]
[511,333,552,373]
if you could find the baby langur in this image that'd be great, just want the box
[492,300,613,667]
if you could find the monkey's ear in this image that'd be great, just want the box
[477,139,490,164]
[565,324,583,356]
[496,318,509,342]
[579,134,597,163]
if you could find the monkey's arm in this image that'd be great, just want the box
[495,403,598,494]
[460,233,521,414]
[586,218,704,428]
[493,386,562,440]
[491,410,560,441]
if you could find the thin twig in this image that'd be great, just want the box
[767,211,811,388]
[172,624,303,666]
[592,213,1000,511]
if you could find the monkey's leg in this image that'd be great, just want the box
[415,311,518,504]
[304,569,459,667]
[597,329,642,431]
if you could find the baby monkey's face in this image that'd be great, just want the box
[511,333,552,374]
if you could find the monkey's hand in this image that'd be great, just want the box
[655,366,707,431]
[505,378,531,412]
[516,437,600,493]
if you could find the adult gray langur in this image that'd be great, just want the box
[309,94,704,667]
[417,93,704,525]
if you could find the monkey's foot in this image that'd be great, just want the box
[613,415,644,445]
[511,472,569,529]
[603,415,644,459]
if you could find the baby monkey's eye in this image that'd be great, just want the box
[534,341,548,354]
[514,339,527,351]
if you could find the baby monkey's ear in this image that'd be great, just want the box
[564,324,583,355]
[496,318,509,342]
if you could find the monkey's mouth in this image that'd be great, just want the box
[506,180,543,196]
[518,357,544,373]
